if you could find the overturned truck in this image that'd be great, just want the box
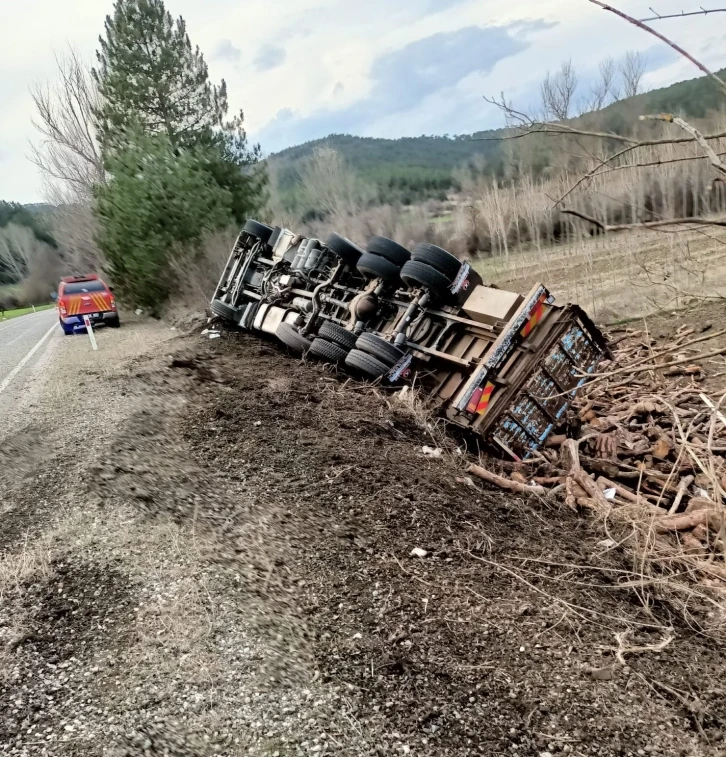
[210,220,610,460]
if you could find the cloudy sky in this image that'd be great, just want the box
[2,0,725,203]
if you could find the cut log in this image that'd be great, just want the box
[656,509,723,533]
[685,496,718,513]
[467,464,546,496]
[561,439,612,510]
[596,476,641,504]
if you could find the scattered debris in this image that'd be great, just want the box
[465,324,726,573]
[422,445,443,458]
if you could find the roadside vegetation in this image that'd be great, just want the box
[26,0,266,315]
[0,304,55,321]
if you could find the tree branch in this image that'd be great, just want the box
[562,208,726,232]
[640,7,726,22]
[640,113,726,176]
[590,1,726,98]
[555,129,726,206]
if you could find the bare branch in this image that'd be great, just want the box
[478,95,640,144]
[640,113,726,176]
[640,7,726,22]
[590,1,726,98]
[590,149,726,176]
[562,208,726,232]
[555,128,726,205]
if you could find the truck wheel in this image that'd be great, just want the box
[318,321,358,351]
[275,322,312,354]
[411,243,462,280]
[366,236,410,266]
[211,299,239,322]
[356,252,401,283]
[108,315,121,328]
[243,219,274,244]
[60,319,74,336]
[355,332,404,367]
[309,337,348,364]
[345,349,390,379]
[326,233,364,267]
[400,260,454,300]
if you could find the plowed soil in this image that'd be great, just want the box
[1,316,725,756]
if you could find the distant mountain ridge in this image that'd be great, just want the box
[268,67,726,207]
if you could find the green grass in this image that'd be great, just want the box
[0,303,55,321]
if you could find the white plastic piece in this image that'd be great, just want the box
[410,547,428,558]
[422,446,442,458]
[603,488,617,500]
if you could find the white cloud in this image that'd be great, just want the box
[0,0,723,202]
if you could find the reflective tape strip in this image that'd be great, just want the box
[476,381,496,415]
[520,294,548,338]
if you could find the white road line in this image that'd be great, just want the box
[0,322,57,395]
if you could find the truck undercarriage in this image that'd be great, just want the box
[210,220,609,460]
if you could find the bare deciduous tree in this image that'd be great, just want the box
[30,47,105,271]
[540,60,578,121]
[620,50,647,98]
[587,56,619,111]
[30,48,104,202]
[299,146,374,219]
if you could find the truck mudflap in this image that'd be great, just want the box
[488,309,606,460]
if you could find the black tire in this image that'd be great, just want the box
[243,219,274,244]
[211,299,239,322]
[401,260,454,300]
[275,322,312,354]
[366,236,410,266]
[326,233,364,267]
[318,321,358,351]
[355,332,404,367]
[356,252,401,283]
[411,243,462,280]
[308,337,348,364]
[345,349,390,379]
[107,315,121,328]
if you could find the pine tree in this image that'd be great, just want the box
[94,129,234,312]
[92,0,266,310]
[94,0,227,151]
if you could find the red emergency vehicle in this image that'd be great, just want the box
[57,275,120,334]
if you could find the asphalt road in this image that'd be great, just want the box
[0,309,60,421]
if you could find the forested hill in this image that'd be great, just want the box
[270,132,505,204]
[268,66,726,207]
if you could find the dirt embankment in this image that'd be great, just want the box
[1,318,725,756]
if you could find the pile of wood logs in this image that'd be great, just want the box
[468,323,726,562]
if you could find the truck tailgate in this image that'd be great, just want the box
[488,308,607,460]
